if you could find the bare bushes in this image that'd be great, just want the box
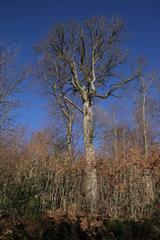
[0,137,160,220]
[0,146,86,218]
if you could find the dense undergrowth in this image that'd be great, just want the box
[0,136,160,239]
[0,211,160,240]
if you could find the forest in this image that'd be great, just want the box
[0,16,160,239]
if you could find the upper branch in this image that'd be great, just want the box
[94,72,142,99]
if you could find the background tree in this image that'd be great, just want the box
[0,43,26,137]
[36,16,144,210]
[134,73,159,159]
[36,58,79,153]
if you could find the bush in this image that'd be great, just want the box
[0,172,42,219]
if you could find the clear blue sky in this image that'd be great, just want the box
[0,0,160,131]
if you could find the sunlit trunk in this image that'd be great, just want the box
[66,116,73,153]
[83,100,97,211]
[142,93,149,160]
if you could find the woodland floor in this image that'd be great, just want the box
[0,210,160,240]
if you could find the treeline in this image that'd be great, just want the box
[0,16,160,222]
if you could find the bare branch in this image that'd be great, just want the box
[63,95,83,113]
[94,73,141,99]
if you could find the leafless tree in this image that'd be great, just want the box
[36,16,144,210]
[0,44,26,136]
[134,73,159,159]
[36,51,79,152]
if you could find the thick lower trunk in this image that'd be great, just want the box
[83,100,97,211]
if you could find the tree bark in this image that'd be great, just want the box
[83,100,97,211]
[142,91,148,160]
[66,116,73,153]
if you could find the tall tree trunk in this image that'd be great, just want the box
[83,100,97,211]
[142,92,148,160]
[66,116,73,153]
[141,91,154,206]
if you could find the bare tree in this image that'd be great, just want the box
[36,16,144,210]
[133,73,160,206]
[134,73,159,159]
[0,44,26,135]
[50,82,75,153]
[36,53,78,153]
